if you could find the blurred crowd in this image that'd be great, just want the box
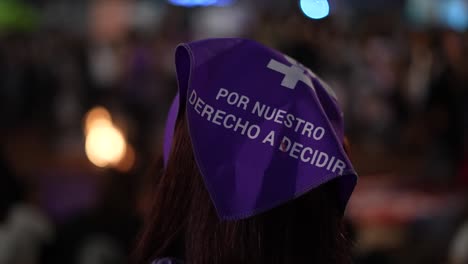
[0,0,468,263]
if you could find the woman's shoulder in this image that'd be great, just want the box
[151,257,184,264]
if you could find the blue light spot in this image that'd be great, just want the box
[300,0,330,20]
[168,0,233,7]
[442,0,468,31]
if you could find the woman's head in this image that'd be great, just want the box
[134,38,357,263]
[135,109,352,264]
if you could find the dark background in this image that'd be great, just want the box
[0,0,467,263]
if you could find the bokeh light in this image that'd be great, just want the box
[300,0,330,20]
[85,122,126,168]
[84,107,127,168]
[116,144,136,172]
[441,0,468,31]
[84,106,112,135]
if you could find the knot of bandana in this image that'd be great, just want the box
[163,38,358,220]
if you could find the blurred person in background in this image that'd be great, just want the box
[424,30,468,186]
[0,29,56,264]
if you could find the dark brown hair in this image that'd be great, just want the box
[134,108,352,264]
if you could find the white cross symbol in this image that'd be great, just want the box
[267,57,314,90]
[267,55,338,100]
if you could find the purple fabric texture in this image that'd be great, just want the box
[163,38,357,220]
[163,93,179,166]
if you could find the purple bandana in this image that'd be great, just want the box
[163,38,357,220]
